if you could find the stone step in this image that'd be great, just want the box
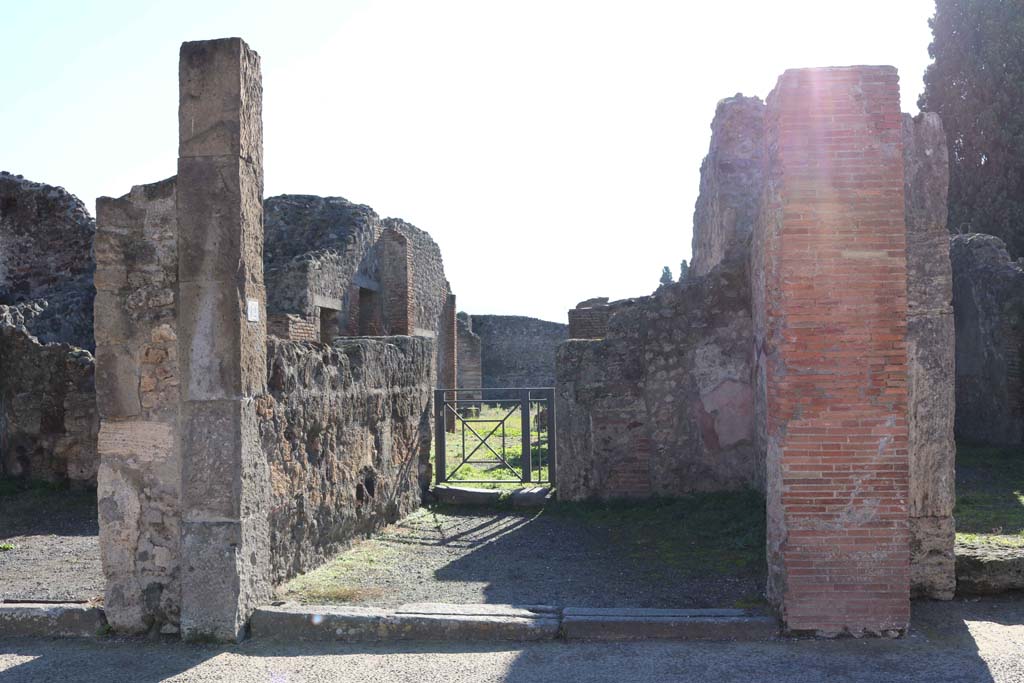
[251,603,777,643]
[250,603,560,642]
[561,607,778,641]
[431,485,553,507]
[0,602,108,637]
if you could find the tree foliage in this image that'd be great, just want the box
[659,266,673,286]
[919,0,1024,257]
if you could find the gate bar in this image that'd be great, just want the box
[434,389,446,484]
[521,390,532,483]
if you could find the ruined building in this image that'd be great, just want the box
[470,314,567,394]
[559,67,958,634]
[0,173,98,484]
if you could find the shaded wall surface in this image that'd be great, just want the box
[472,315,567,392]
[557,251,756,500]
[951,233,1024,446]
[261,336,432,584]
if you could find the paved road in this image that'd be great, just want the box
[1,597,1022,682]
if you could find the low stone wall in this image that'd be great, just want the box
[261,336,432,584]
[0,323,97,484]
[951,233,1024,446]
[472,315,568,393]
[556,251,756,500]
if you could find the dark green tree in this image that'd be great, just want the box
[659,266,673,286]
[919,0,1024,256]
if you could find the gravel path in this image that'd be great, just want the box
[282,504,765,608]
[0,486,102,602]
[2,597,1023,682]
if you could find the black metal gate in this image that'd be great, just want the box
[434,388,556,486]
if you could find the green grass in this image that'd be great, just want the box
[279,534,401,604]
[433,403,551,489]
[955,443,1024,548]
[0,543,15,552]
[546,490,766,577]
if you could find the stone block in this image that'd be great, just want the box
[177,280,267,400]
[910,516,956,600]
[95,345,140,418]
[179,38,262,166]
[176,155,263,285]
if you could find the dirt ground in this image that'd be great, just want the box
[0,484,102,602]
[281,495,767,609]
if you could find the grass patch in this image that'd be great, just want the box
[0,543,15,551]
[955,443,1024,548]
[546,490,766,577]
[280,539,398,604]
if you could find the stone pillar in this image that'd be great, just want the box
[439,292,457,432]
[176,37,271,641]
[903,112,956,600]
[95,178,181,634]
[456,313,482,401]
[755,67,911,636]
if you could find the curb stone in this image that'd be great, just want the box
[0,602,108,637]
[250,603,778,642]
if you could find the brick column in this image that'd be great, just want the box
[755,67,910,635]
[176,38,272,641]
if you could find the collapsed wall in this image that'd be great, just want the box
[557,250,757,500]
[472,315,567,393]
[950,233,1024,446]
[261,336,432,583]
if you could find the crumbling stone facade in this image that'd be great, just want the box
[261,336,432,583]
[557,250,756,500]
[472,315,567,393]
[567,298,611,339]
[0,172,95,350]
[690,96,765,277]
[92,37,436,642]
[950,233,1024,446]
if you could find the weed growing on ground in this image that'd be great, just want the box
[955,443,1024,549]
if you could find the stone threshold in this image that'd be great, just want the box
[431,485,553,508]
[250,602,778,642]
[0,602,108,637]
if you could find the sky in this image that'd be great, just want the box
[1,0,936,323]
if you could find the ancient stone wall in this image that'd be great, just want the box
[755,67,910,636]
[951,233,1024,446]
[94,177,181,634]
[567,298,611,339]
[556,251,756,500]
[472,315,568,393]
[903,112,956,600]
[690,96,765,277]
[260,336,432,583]
[0,172,95,350]
[456,313,482,400]
[0,324,97,484]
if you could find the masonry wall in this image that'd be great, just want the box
[473,315,568,393]
[903,112,956,600]
[755,67,911,636]
[556,251,756,500]
[456,313,482,400]
[0,323,97,484]
[951,233,1024,446]
[260,336,432,583]
[567,298,611,339]
[690,96,766,277]
[94,177,182,634]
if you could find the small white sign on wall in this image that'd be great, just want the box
[246,299,260,322]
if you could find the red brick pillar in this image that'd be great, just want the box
[755,67,910,636]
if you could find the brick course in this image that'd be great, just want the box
[755,67,910,635]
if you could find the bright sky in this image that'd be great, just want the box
[1,0,935,323]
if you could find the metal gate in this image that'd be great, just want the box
[434,388,556,486]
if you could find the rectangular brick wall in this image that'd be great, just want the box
[268,312,319,342]
[756,66,910,635]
